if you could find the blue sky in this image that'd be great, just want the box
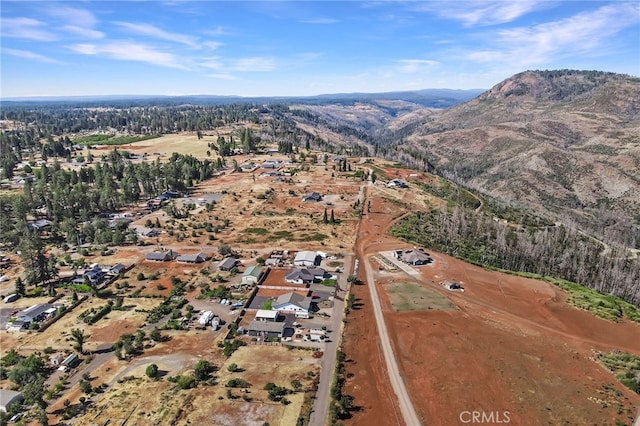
[1,1,639,98]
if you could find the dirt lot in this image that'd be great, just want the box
[74,341,320,426]
[343,169,640,425]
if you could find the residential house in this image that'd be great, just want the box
[240,162,257,172]
[6,321,29,332]
[107,263,127,276]
[400,249,432,266]
[145,251,177,262]
[387,178,408,188]
[294,251,318,267]
[16,304,53,323]
[247,321,285,338]
[218,257,238,271]
[285,268,325,285]
[242,266,263,285]
[27,219,52,232]
[176,253,209,263]
[273,292,312,318]
[135,226,161,238]
[73,264,105,285]
[302,192,322,202]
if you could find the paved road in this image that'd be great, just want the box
[358,185,422,426]
[308,255,351,426]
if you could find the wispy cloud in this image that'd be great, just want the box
[202,41,224,50]
[70,41,188,69]
[395,59,439,73]
[113,22,199,47]
[425,0,542,26]
[0,17,58,41]
[230,57,276,72]
[46,6,99,27]
[467,3,640,66]
[2,47,62,64]
[61,25,105,40]
[203,26,230,37]
[206,73,236,80]
[299,18,339,24]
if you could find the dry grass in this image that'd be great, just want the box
[385,281,456,312]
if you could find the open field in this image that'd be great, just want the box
[384,281,456,312]
[343,171,640,426]
[90,132,219,159]
[74,343,319,426]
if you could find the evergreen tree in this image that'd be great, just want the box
[15,277,25,296]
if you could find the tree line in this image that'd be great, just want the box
[392,207,640,306]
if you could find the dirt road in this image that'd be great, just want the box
[357,186,421,426]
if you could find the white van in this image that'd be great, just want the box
[3,294,18,303]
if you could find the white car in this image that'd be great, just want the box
[0,275,9,283]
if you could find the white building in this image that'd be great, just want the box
[273,292,312,319]
[294,251,318,267]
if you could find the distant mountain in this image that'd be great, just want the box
[0,88,482,109]
[387,70,640,237]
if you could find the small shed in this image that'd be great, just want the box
[50,354,64,366]
[255,309,280,322]
[242,266,263,285]
[218,257,238,271]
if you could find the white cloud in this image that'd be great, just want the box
[202,41,224,50]
[426,0,542,26]
[62,25,105,40]
[230,57,276,72]
[2,47,62,64]
[70,41,188,69]
[395,59,439,73]
[0,17,57,41]
[468,3,640,67]
[299,18,339,24]
[113,22,199,48]
[46,6,98,28]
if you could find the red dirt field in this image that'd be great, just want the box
[343,183,640,425]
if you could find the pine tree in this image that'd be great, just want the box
[330,209,335,224]
[15,277,25,296]
[323,208,329,224]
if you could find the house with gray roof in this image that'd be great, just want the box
[247,320,286,338]
[302,192,322,202]
[0,389,23,412]
[145,250,177,262]
[218,257,238,271]
[400,249,432,265]
[273,292,312,318]
[176,253,209,263]
[285,268,325,285]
